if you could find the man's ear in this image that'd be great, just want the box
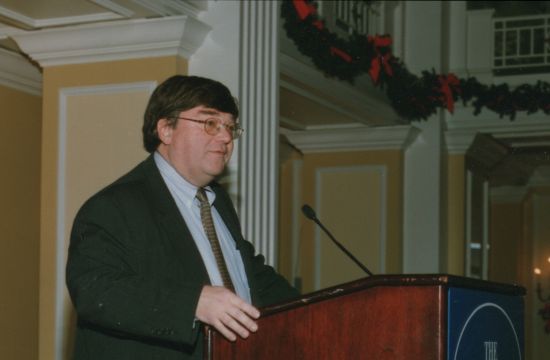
[157,119,173,144]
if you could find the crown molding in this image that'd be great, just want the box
[0,24,25,39]
[12,15,211,67]
[280,116,307,130]
[90,0,135,18]
[132,0,208,17]
[445,116,550,154]
[282,124,420,153]
[0,4,123,28]
[0,48,42,96]
[445,130,476,155]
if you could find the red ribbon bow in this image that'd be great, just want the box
[368,35,393,84]
[438,74,460,113]
[293,0,324,29]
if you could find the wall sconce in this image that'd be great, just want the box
[534,257,550,333]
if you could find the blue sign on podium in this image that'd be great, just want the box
[448,287,524,360]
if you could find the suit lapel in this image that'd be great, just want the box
[140,155,210,284]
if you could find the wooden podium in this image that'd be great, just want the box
[204,274,525,360]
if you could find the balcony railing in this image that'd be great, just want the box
[318,0,379,37]
[493,14,550,75]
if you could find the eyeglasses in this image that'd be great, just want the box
[176,117,244,140]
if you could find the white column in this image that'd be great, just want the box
[402,1,446,273]
[189,0,241,194]
[238,0,280,266]
[190,1,280,266]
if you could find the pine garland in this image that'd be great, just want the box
[282,0,550,122]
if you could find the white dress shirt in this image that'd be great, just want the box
[154,152,252,303]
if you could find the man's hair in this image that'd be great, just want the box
[142,75,239,153]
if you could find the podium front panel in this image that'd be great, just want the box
[207,285,446,360]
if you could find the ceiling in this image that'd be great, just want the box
[0,0,205,52]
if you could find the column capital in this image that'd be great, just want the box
[0,48,41,95]
[283,124,419,153]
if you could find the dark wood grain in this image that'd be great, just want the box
[204,274,524,360]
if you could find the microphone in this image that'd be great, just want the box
[301,204,373,276]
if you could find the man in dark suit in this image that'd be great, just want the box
[66,75,299,359]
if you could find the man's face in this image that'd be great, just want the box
[156,105,235,187]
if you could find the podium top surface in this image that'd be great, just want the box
[261,274,525,317]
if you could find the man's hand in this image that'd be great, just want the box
[196,285,260,341]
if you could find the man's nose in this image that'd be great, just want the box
[216,124,233,142]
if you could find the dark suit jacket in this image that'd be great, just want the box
[66,155,298,359]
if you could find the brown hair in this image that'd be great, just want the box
[142,75,239,153]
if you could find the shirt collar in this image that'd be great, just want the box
[154,151,215,207]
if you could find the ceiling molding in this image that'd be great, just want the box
[445,130,476,155]
[89,0,135,18]
[280,116,306,131]
[445,116,550,154]
[282,124,420,153]
[0,48,41,96]
[0,24,24,39]
[132,0,207,17]
[0,4,123,28]
[12,15,211,67]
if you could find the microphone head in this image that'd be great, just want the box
[301,204,317,220]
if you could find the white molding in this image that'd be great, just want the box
[0,5,122,28]
[280,115,307,130]
[445,117,550,154]
[12,15,211,67]
[282,125,420,153]
[90,0,135,18]
[0,48,42,96]
[133,0,207,17]
[55,81,157,360]
[238,0,280,266]
[0,24,24,39]
[445,130,477,155]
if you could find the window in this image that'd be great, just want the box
[493,15,550,75]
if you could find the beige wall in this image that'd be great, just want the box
[0,84,42,359]
[39,56,187,360]
[446,154,465,275]
[490,201,522,284]
[489,187,550,360]
[528,189,550,359]
[279,149,403,293]
[280,151,467,292]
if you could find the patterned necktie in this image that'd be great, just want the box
[196,188,235,292]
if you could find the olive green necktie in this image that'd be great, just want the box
[196,188,235,292]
